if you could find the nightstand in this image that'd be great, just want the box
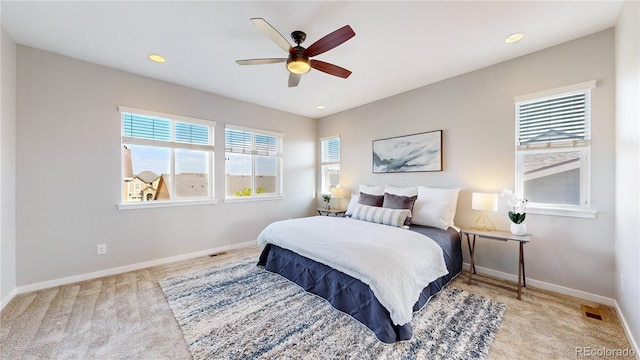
[461,228,531,300]
[317,208,347,217]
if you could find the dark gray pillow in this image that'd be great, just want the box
[358,192,384,207]
[383,192,418,226]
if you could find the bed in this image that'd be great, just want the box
[257,215,462,344]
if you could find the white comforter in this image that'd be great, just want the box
[257,216,449,326]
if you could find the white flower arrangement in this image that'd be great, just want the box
[500,189,528,224]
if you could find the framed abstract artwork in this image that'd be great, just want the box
[372,130,443,173]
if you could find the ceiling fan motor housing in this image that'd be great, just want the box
[291,30,307,45]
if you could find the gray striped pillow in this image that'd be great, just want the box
[351,204,411,228]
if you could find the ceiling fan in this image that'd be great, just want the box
[236,18,356,87]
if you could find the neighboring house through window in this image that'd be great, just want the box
[514,80,596,217]
[119,106,215,208]
[320,136,340,195]
[225,125,283,200]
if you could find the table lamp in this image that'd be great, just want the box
[472,192,498,231]
[331,185,345,209]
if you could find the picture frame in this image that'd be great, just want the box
[372,130,443,173]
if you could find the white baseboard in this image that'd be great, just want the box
[14,241,257,296]
[0,288,17,312]
[463,262,616,306]
[613,300,640,360]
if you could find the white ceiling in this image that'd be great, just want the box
[1,1,623,118]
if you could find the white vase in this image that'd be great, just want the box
[510,222,527,235]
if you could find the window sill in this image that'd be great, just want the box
[224,195,284,204]
[527,206,597,219]
[118,198,217,210]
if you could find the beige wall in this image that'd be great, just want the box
[1,27,17,308]
[15,46,317,286]
[319,30,616,298]
[615,0,640,351]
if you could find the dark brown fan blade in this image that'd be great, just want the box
[304,25,355,57]
[236,58,287,65]
[250,18,291,52]
[310,60,352,78]
[288,73,301,87]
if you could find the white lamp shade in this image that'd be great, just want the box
[331,187,345,199]
[472,192,498,212]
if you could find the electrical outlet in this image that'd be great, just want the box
[97,244,107,256]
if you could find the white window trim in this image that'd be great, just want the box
[118,106,214,127]
[223,195,284,204]
[513,80,596,103]
[118,107,216,209]
[514,81,597,218]
[526,204,597,219]
[117,199,217,211]
[225,124,284,139]
[224,124,284,202]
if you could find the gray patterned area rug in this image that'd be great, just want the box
[160,257,506,360]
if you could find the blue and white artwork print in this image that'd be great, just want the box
[373,130,442,173]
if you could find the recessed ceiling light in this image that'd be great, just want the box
[505,33,524,44]
[316,105,326,110]
[149,54,166,63]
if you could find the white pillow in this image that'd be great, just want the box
[384,185,418,197]
[351,204,410,228]
[411,186,460,230]
[345,193,360,216]
[359,184,385,196]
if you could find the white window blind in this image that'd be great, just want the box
[322,137,340,163]
[255,134,279,156]
[175,122,209,145]
[225,128,253,153]
[121,110,214,152]
[225,127,282,156]
[123,113,171,141]
[516,89,591,150]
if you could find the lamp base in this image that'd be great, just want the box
[474,212,496,231]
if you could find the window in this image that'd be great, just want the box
[119,106,215,208]
[514,81,596,217]
[225,125,283,200]
[320,136,340,195]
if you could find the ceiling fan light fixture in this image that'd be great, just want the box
[287,54,311,74]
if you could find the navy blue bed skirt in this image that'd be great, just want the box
[257,225,462,344]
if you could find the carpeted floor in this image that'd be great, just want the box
[0,246,634,359]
